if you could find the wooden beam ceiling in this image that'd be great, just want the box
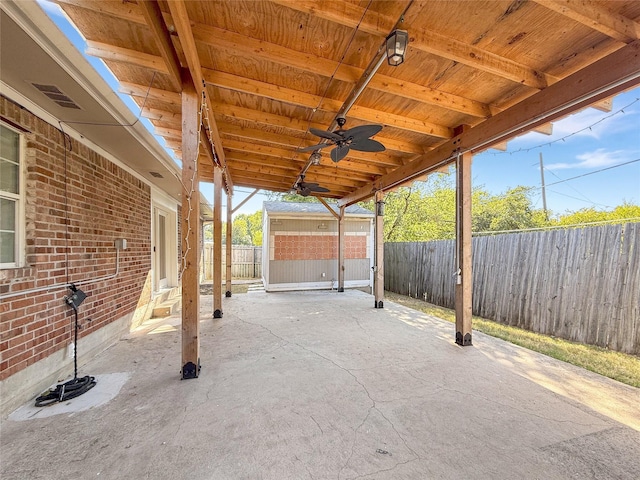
[54,0,640,201]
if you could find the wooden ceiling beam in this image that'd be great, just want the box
[204,70,452,139]
[212,102,425,155]
[52,0,145,24]
[166,0,229,181]
[532,0,640,43]
[64,0,491,118]
[192,23,491,118]
[226,161,360,187]
[138,0,182,91]
[338,39,640,207]
[222,139,389,177]
[226,171,356,195]
[154,127,181,139]
[274,1,555,89]
[141,107,181,125]
[219,124,404,167]
[119,82,181,106]
[225,151,376,183]
[85,40,169,74]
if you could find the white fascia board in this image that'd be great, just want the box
[2,0,180,178]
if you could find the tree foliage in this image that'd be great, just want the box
[551,203,640,227]
[232,211,263,246]
[205,176,639,245]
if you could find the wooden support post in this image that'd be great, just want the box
[374,190,385,308]
[181,72,200,379]
[213,167,223,318]
[225,192,232,297]
[455,126,473,346]
[338,205,345,292]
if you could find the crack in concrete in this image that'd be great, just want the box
[291,343,421,480]
[236,317,291,350]
[235,313,422,479]
[310,415,324,435]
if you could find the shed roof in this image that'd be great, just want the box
[264,201,373,217]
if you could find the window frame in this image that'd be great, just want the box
[0,121,25,269]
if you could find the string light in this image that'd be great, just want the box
[485,97,640,156]
[179,90,206,279]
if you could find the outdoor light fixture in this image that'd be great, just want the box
[386,30,409,66]
[310,151,322,166]
[376,200,385,216]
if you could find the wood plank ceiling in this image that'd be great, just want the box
[51,0,640,203]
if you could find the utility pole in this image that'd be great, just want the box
[539,152,549,221]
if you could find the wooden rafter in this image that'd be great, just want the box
[85,40,169,74]
[203,70,453,139]
[338,39,640,207]
[137,0,182,91]
[532,0,640,43]
[272,0,555,89]
[165,0,228,177]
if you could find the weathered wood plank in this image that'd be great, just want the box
[385,223,640,355]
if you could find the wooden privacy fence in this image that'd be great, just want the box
[202,244,262,280]
[385,223,640,355]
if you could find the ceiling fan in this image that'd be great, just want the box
[294,175,330,197]
[299,118,385,162]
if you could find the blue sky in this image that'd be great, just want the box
[40,1,639,217]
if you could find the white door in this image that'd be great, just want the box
[156,209,168,289]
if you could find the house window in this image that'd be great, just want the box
[0,122,22,268]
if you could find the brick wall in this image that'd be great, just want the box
[0,95,152,381]
[273,233,367,261]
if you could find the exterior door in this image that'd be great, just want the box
[156,209,168,289]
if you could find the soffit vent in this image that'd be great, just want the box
[149,171,164,178]
[31,83,81,110]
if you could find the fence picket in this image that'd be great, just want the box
[385,223,640,355]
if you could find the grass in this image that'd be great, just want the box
[385,291,640,388]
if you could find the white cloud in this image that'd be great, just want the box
[546,148,636,170]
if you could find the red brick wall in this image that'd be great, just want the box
[0,96,152,380]
[274,234,366,261]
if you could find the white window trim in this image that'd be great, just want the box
[0,121,25,269]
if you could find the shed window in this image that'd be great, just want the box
[0,123,22,267]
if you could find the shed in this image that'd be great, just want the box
[262,202,374,292]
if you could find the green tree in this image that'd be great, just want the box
[552,202,640,226]
[232,211,263,245]
[472,186,548,232]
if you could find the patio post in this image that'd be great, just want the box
[213,167,223,318]
[181,71,200,379]
[338,205,345,292]
[374,190,385,308]
[225,193,232,297]
[455,125,473,345]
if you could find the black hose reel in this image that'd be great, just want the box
[35,284,97,407]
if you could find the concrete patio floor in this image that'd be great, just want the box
[2,289,639,479]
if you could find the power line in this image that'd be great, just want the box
[546,189,612,209]
[544,158,640,187]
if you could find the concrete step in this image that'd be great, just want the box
[152,296,181,318]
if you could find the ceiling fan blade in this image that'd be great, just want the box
[343,124,383,141]
[298,143,327,152]
[299,182,320,188]
[331,144,350,162]
[309,128,343,142]
[309,185,330,193]
[350,138,386,152]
